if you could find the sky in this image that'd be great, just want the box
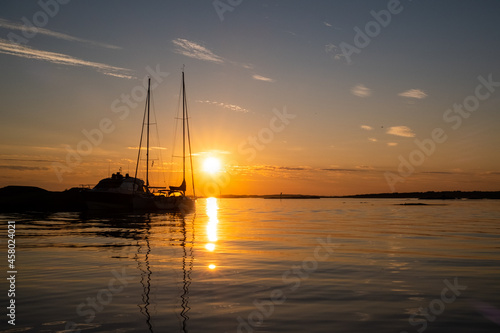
[0,0,499,196]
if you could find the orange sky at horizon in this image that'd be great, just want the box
[2,142,500,196]
[1,2,499,196]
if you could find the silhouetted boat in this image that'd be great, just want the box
[84,71,196,211]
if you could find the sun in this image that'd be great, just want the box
[203,157,222,174]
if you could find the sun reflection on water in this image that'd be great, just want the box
[205,197,219,270]
[206,197,219,248]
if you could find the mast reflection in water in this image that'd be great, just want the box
[135,214,195,333]
[136,217,154,332]
[180,214,194,332]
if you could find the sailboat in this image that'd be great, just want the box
[84,70,196,212]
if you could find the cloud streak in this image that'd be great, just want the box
[351,84,372,97]
[325,43,343,60]
[172,38,276,83]
[172,38,276,84]
[196,100,249,113]
[0,165,49,171]
[172,38,224,63]
[398,89,427,99]
[0,38,134,79]
[386,126,415,137]
[252,74,275,82]
[322,168,369,173]
[361,125,373,131]
[0,18,121,50]
[127,146,167,150]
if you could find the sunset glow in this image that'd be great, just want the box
[0,2,499,196]
[203,157,222,175]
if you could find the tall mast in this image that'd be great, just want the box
[182,70,186,190]
[146,78,150,188]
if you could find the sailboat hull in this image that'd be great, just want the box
[84,191,194,212]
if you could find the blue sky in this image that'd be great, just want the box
[0,0,499,195]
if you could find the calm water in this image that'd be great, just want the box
[1,198,500,333]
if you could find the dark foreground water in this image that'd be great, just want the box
[1,198,499,333]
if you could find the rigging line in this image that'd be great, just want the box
[184,80,196,198]
[150,87,168,188]
[168,78,183,187]
[134,79,149,192]
[149,85,163,188]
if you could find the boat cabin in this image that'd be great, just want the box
[92,172,146,194]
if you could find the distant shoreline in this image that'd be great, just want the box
[207,191,500,200]
[0,186,499,212]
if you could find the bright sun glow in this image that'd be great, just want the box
[203,157,222,174]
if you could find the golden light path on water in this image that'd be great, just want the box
[205,197,219,270]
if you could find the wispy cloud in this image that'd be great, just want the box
[252,74,275,83]
[0,165,49,171]
[196,100,249,113]
[0,38,134,79]
[356,165,375,170]
[0,18,121,50]
[387,142,398,146]
[241,63,255,70]
[172,38,275,84]
[325,43,343,60]
[322,168,368,173]
[196,150,231,156]
[323,21,332,27]
[398,89,427,99]
[230,164,313,179]
[252,165,312,172]
[361,125,373,131]
[368,138,377,142]
[351,84,372,97]
[172,38,224,63]
[127,146,167,150]
[386,126,415,138]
